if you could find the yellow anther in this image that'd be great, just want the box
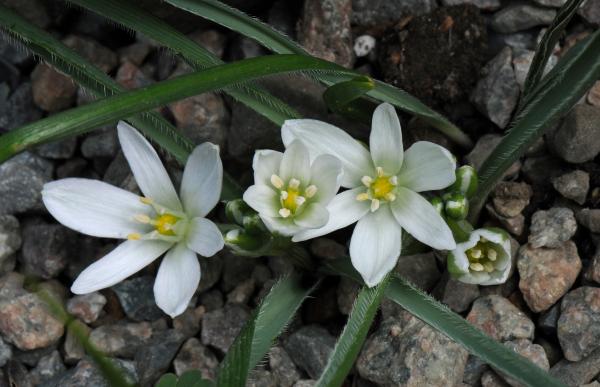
[289,178,300,189]
[140,197,153,204]
[356,192,370,201]
[371,176,394,200]
[484,262,495,272]
[134,214,151,224]
[280,191,288,200]
[376,167,385,177]
[384,192,396,202]
[488,249,497,261]
[282,189,299,212]
[361,176,373,187]
[470,262,484,272]
[389,176,398,186]
[127,233,142,240]
[155,213,179,236]
[271,174,284,189]
[305,185,318,198]
[370,199,380,212]
[470,249,482,259]
[279,208,291,218]
[295,196,306,206]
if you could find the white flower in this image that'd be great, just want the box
[42,121,224,317]
[447,228,511,285]
[282,103,457,287]
[243,139,343,237]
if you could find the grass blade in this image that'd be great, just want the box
[217,275,316,386]
[0,54,354,163]
[164,0,472,147]
[521,0,585,102]
[315,276,390,387]
[470,30,600,218]
[68,0,301,126]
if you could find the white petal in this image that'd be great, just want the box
[350,206,401,287]
[71,240,171,294]
[291,187,370,242]
[280,139,311,183]
[186,217,224,257]
[42,178,152,239]
[117,121,182,211]
[391,187,456,250]
[282,119,373,188]
[293,203,329,229]
[253,150,283,186]
[261,216,301,237]
[180,143,223,218]
[308,154,343,204]
[153,243,200,317]
[243,185,280,218]
[397,141,456,192]
[369,103,403,174]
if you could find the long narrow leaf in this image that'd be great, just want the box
[470,30,600,218]
[164,0,472,148]
[0,54,354,163]
[217,275,316,386]
[315,276,390,387]
[521,0,584,102]
[68,0,301,126]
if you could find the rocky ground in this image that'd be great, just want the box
[1,0,600,386]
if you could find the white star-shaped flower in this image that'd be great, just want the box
[42,121,224,317]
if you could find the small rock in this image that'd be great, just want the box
[467,295,535,342]
[492,181,533,218]
[113,276,163,321]
[357,312,468,386]
[29,350,66,386]
[547,104,600,163]
[491,5,556,33]
[19,221,72,279]
[169,92,229,149]
[337,277,360,315]
[173,305,204,338]
[285,325,336,379]
[481,370,510,387]
[66,292,106,324]
[587,247,600,284]
[201,304,249,353]
[0,292,64,350]
[441,0,500,11]
[588,81,600,107]
[188,30,227,58]
[578,0,600,25]
[227,278,255,305]
[198,257,223,293]
[52,358,137,387]
[63,323,90,364]
[298,0,353,68]
[538,303,560,336]
[528,207,577,248]
[0,337,12,367]
[533,0,567,6]
[62,35,118,73]
[0,215,20,267]
[221,253,255,292]
[116,61,153,90]
[89,322,153,358]
[487,205,525,236]
[558,287,600,361]
[353,35,376,58]
[173,337,219,379]
[31,63,77,112]
[135,330,185,386]
[309,238,346,260]
[550,347,600,386]
[117,42,152,66]
[521,154,566,186]
[433,275,480,313]
[247,370,277,387]
[396,252,441,291]
[269,346,301,387]
[1,0,49,28]
[293,381,315,387]
[36,138,77,160]
[552,170,590,205]
[463,355,489,385]
[0,82,42,130]
[512,49,557,91]
[198,289,223,312]
[471,47,520,129]
[577,208,600,233]
[351,0,437,27]
[0,155,50,215]
[81,129,118,159]
[495,340,549,387]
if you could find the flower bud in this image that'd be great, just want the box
[430,196,444,215]
[225,228,270,254]
[225,199,253,226]
[447,227,511,286]
[444,192,469,220]
[242,214,268,235]
[451,165,478,198]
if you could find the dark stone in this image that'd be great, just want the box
[491,181,533,218]
[547,104,600,164]
[19,220,72,279]
[81,129,119,159]
[528,208,577,249]
[134,330,185,386]
[173,337,219,379]
[269,346,301,387]
[433,274,480,313]
[490,5,556,33]
[201,304,249,353]
[577,208,600,233]
[0,155,50,215]
[285,325,335,379]
[31,64,77,112]
[0,82,42,130]
[48,358,137,387]
[113,276,164,321]
[0,337,12,367]
[395,252,441,291]
[558,287,600,361]
[89,322,153,358]
[466,295,534,342]
[62,35,118,73]
[29,350,66,386]
[0,215,20,268]
[352,0,437,27]
[550,348,600,387]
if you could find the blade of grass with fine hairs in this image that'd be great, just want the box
[216,275,317,387]
[0,55,354,162]
[0,4,242,199]
[67,0,301,126]
[163,0,472,148]
[520,0,585,105]
[469,30,600,220]
[321,258,566,387]
[315,276,390,387]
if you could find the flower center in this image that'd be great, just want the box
[128,197,186,241]
[356,167,398,212]
[155,213,180,236]
[270,174,317,218]
[466,238,498,273]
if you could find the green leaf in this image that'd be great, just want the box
[315,276,390,387]
[0,54,354,163]
[386,277,566,387]
[156,374,178,387]
[323,75,375,121]
[164,0,472,148]
[217,275,316,387]
[470,30,600,219]
[176,370,214,387]
[521,0,585,102]
[68,0,301,126]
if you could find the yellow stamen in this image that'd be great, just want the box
[487,249,497,261]
[155,213,179,236]
[370,199,380,212]
[385,192,396,202]
[389,176,398,186]
[271,174,284,189]
[361,176,373,187]
[356,192,370,201]
[127,233,142,240]
[279,208,291,218]
[470,262,484,272]
[470,249,482,259]
[305,185,318,198]
[134,214,151,224]
[140,197,153,204]
[282,189,299,212]
[295,196,306,206]
[288,178,300,190]
[371,176,394,200]
[484,262,495,272]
